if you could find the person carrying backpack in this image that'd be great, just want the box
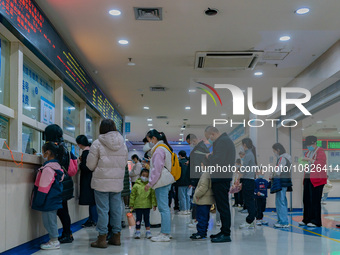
[144,129,176,242]
[43,124,78,244]
[177,150,191,215]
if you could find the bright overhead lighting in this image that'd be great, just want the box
[178,142,182,145]
[127,62,136,66]
[254,72,263,76]
[280,36,291,41]
[147,118,152,121]
[68,107,76,110]
[109,9,121,16]
[180,133,184,136]
[143,106,150,110]
[133,149,136,151]
[188,89,196,93]
[118,39,129,45]
[185,106,191,110]
[24,106,36,110]
[295,8,310,15]
[0,90,2,93]
[181,127,185,130]
[316,121,323,124]
[301,128,305,131]
[221,113,227,116]
[66,127,75,131]
[125,139,129,141]
[86,118,91,122]
[148,124,153,127]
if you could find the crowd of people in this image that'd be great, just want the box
[31,122,330,250]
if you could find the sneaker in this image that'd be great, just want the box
[298,221,306,226]
[210,232,223,239]
[186,210,191,215]
[191,234,207,240]
[134,231,141,239]
[82,220,95,228]
[58,234,74,243]
[260,220,269,225]
[151,233,171,242]
[307,223,317,227]
[216,221,221,227]
[188,220,198,228]
[256,221,262,226]
[121,221,126,229]
[190,233,199,239]
[274,223,289,228]
[240,209,248,214]
[232,204,238,207]
[146,231,152,239]
[40,240,60,250]
[239,222,255,229]
[211,234,231,243]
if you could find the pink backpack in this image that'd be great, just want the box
[67,152,78,177]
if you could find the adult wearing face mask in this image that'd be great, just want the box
[130,155,142,186]
[299,136,327,227]
[144,129,175,242]
[204,126,235,243]
[272,143,292,228]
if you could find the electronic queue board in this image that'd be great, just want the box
[0,0,123,133]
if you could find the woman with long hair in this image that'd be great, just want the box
[144,129,175,242]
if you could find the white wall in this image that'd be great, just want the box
[0,150,88,253]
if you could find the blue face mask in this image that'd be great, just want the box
[208,139,214,144]
[258,175,264,179]
[307,146,315,151]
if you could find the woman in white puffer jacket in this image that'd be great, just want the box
[87,119,128,249]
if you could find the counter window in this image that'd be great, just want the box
[63,92,80,138]
[22,125,43,154]
[0,35,10,107]
[0,115,9,149]
[22,57,55,122]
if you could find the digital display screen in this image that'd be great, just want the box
[328,141,340,150]
[0,0,123,132]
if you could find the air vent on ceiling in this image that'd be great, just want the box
[317,128,338,133]
[262,51,290,61]
[156,116,168,119]
[134,7,162,21]
[194,51,263,70]
[150,86,167,92]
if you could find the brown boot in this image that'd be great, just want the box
[108,232,121,246]
[91,234,108,248]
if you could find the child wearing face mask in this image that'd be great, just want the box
[129,169,157,239]
[31,142,65,250]
[254,171,269,226]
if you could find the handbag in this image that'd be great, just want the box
[270,177,282,194]
[126,211,136,227]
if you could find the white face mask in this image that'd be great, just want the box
[149,142,155,148]
[141,176,149,182]
[143,143,151,152]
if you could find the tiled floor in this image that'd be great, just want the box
[33,201,340,255]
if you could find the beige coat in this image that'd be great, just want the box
[193,172,215,205]
[87,131,128,192]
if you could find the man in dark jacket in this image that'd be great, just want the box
[204,126,235,243]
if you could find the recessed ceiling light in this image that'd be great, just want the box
[188,89,196,93]
[109,9,121,16]
[128,57,135,66]
[295,8,310,15]
[180,133,184,136]
[221,113,227,116]
[148,124,153,127]
[118,39,129,45]
[181,127,185,130]
[316,121,323,124]
[144,106,150,110]
[280,36,291,41]
[86,118,91,122]
[147,118,152,121]
[185,106,191,110]
[125,139,129,141]
[254,72,263,76]
[133,149,136,151]
[178,142,182,145]
[301,128,305,131]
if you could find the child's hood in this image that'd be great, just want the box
[40,161,63,172]
[135,178,148,186]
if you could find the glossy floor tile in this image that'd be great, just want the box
[33,201,340,255]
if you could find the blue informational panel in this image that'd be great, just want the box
[125,122,131,133]
[229,124,245,141]
[0,0,123,132]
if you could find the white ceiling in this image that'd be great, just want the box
[35,0,340,142]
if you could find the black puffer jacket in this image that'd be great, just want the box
[177,158,191,186]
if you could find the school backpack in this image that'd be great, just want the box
[153,144,181,181]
